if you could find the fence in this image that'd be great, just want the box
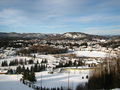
[20,79,69,90]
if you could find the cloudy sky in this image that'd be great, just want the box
[0,0,120,35]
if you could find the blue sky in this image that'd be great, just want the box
[0,0,120,35]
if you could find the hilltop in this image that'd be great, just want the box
[0,32,118,40]
[0,32,61,39]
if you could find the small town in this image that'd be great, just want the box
[0,0,120,90]
[0,32,120,90]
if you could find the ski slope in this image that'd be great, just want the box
[0,74,33,90]
[0,69,92,90]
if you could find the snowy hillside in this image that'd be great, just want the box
[62,32,86,39]
[0,74,33,90]
[36,69,91,90]
[0,69,92,90]
[0,51,117,90]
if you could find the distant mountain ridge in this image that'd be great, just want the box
[0,32,61,38]
[61,32,88,39]
[0,32,114,39]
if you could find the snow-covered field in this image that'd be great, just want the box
[36,51,116,59]
[36,70,91,90]
[0,51,117,90]
[0,74,33,90]
[0,69,92,90]
[0,51,116,64]
[74,51,116,57]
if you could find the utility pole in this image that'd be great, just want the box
[107,60,110,74]
[68,71,70,90]
[41,75,42,90]
[17,65,18,81]
[17,72,18,81]
[72,81,73,90]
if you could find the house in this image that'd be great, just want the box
[84,59,98,67]
[0,69,8,74]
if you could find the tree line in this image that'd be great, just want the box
[7,63,47,74]
[1,59,32,67]
[1,58,48,67]
[87,56,120,89]
[56,59,85,68]
[22,69,36,83]
[16,45,68,56]
[0,37,34,48]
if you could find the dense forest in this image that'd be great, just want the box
[16,45,68,55]
[100,40,120,49]
[87,56,120,89]
[0,37,34,48]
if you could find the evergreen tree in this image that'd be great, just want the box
[45,59,48,63]
[27,67,30,72]
[37,60,39,64]
[41,64,46,71]
[25,58,27,65]
[34,54,36,58]
[29,60,34,64]
[2,61,8,66]
[19,59,23,65]
[73,60,77,66]
[68,60,72,67]
[9,61,14,66]
[34,63,38,72]
[30,66,34,72]
[41,60,43,63]
[22,68,36,83]
[1,61,4,66]
[7,69,13,74]
[22,70,28,80]
[78,60,83,66]
[59,61,63,67]
[16,66,22,74]
[38,64,41,72]
[15,59,18,65]
[28,71,36,82]
[5,61,8,66]
[22,65,25,72]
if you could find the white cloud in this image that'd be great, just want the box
[0,0,120,35]
[85,25,120,30]
[0,9,26,27]
[85,29,120,35]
